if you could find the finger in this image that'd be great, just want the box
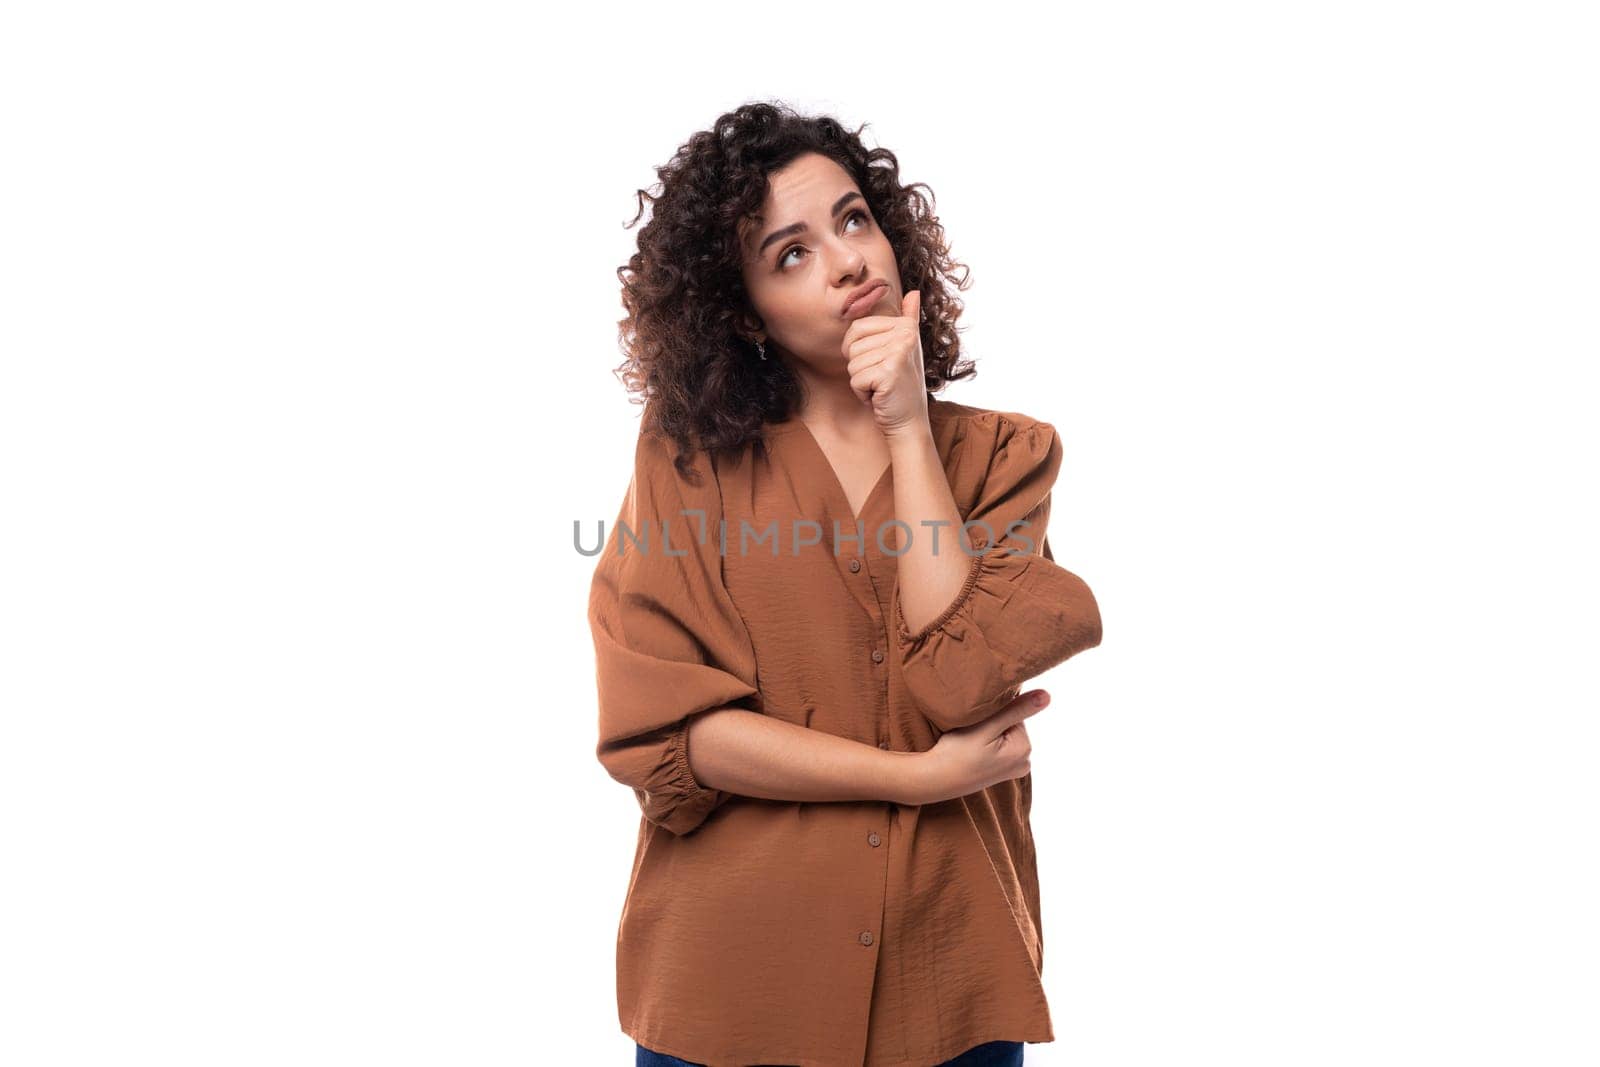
[996,718,1029,740]
[844,336,895,371]
[840,314,901,357]
[981,690,1050,736]
[902,289,921,320]
[846,360,886,396]
[844,320,917,363]
[848,365,886,405]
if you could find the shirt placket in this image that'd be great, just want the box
[832,514,904,1065]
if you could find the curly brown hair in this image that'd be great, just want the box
[612,100,977,481]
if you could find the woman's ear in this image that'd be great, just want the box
[734,311,765,348]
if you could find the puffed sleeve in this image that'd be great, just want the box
[890,412,1103,732]
[587,427,761,836]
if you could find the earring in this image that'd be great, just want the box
[756,339,768,361]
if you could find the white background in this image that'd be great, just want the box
[3,2,1596,1064]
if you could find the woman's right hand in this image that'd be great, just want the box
[910,689,1050,805]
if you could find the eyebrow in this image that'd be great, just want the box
[754,191,865,258]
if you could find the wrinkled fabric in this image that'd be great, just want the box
[588,422,762,835]
[891,415,1104,730]
[586,396,1104,1067]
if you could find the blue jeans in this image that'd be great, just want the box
[636,1038,1024,1066]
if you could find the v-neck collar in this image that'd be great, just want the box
[773,417,891,526]
[763,399,956,526]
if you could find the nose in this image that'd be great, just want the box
[829,242,867,282]
[814,227,864,277]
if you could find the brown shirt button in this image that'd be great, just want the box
[868,831,881,847]
[859,931,874,946]
[848,558,862,573]
[870,649,884,664]
[877,741,889,750]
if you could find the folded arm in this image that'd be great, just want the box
[686,708,924,805]
[889,412,1104,732]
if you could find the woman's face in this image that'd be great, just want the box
[737,151,904,375]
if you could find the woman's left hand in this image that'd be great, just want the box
[843,288,929,440]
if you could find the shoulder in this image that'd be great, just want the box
[630,424,723,496]
[928,396,1061,472]
[600,428,728,576]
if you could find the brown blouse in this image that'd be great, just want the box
[587,395,1104,1067]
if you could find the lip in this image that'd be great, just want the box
[840,280,889,319]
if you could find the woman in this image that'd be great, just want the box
[588,102,1104,1067]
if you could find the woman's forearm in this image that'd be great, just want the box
[885,419,975,636]
[686,707,925,805]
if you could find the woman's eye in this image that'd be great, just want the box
[777,210,870,269]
